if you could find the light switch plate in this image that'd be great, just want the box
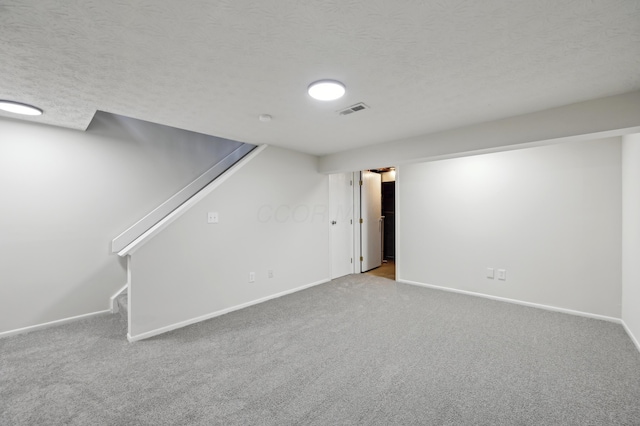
[486,267,495,279]
[207,212,219,224]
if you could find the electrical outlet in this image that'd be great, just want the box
[486,267,495,279]
[249,272,255,283]
[497,269,507,281]
[268,269,274,278]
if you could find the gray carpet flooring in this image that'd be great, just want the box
[2,274,639,425]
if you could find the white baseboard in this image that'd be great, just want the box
[622,320,640,354]
[397,279,622,324]
[0,310,111,339]
[128,278,330,342]
[110,283,129,313]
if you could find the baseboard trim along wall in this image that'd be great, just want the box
[0,310,112,339]
[398,279,622,324]
[622,321,640,354]
[127,278,330,342]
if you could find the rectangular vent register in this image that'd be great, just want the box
[337,102,370,116]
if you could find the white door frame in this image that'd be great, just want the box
[329,168,399,278]
[394,167,401,280]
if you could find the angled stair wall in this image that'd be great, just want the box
[120,145,330,342]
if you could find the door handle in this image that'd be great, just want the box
[331,220,337,225]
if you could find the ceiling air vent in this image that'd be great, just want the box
[337,102,369,116]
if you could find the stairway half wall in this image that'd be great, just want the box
[124,145,330,341]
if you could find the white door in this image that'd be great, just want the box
[360,171,382,272]
[329,173,354,279]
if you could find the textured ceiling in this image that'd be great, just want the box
[1,0,639,155]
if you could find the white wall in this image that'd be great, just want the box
[398,138,622,318]
[622,134,640,350]
[0,113,244,334]
[127,146,330,339]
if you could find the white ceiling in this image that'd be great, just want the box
[1,0,639,156]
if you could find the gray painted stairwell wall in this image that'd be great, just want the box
[0,112,248,334]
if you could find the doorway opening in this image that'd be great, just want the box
[361,168,396,280]
[328,168,396,281]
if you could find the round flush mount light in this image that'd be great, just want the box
[0,100,43,116]
[258,114,272,122]
[307,80,346,101]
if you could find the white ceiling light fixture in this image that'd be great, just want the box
[0,100,43,116]
[308,80,346,101]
